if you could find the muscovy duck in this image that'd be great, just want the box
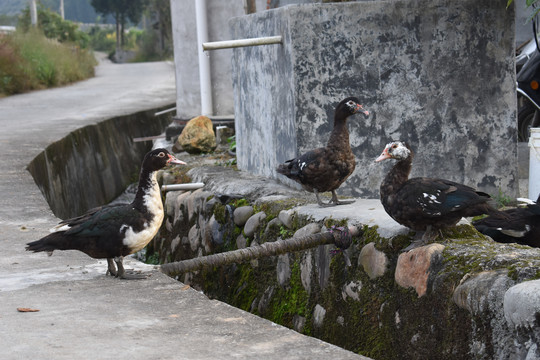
[375,140,499,245]
[26,148,185,279]
[473,195,540,248]
[276,97,369,207]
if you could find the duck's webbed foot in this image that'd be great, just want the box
[106,258,118,276]
[314,190,337,208]
[114,256,148,280]
[401,226,441,252]
[330,190,354,206]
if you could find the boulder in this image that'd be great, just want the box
[176,115,217,154]
[395,243,445,297]
[359,242,388,279]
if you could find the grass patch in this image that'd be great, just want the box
[0,29,96,96]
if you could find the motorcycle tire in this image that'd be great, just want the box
[518,103,537,142]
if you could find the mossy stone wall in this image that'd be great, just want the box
[155,177,540,359]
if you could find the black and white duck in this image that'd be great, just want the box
[26,148,185,279]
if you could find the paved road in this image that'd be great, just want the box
[0,56,368,359]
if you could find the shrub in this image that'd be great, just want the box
[18,4,90,48]
[0,29,96,96]
[87,25,116,54]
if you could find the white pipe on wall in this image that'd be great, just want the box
[195,0,213,116]
[203,36,283,51]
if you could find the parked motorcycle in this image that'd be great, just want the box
[517,41,540,141]
[517,44,540,141]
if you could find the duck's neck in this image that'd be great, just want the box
[381,156,412,196]
[132,169,162,213]
[327,116,350,150]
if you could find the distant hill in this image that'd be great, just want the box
[0,0,113,24]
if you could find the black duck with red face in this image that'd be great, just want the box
[375,140,499,244]
[277,97,369,207]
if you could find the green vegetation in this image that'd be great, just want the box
[88,0,173,62]
[0,29,96,96]
[0,5,96,96]
[19,4,90,48]
[492,188,515,208]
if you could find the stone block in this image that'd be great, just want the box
[300,252,312,294]
[359,242,388,279]
[243,212,267,238]
[188,224,200,252]
[233,206,254,226]
[278,209,295,229]
[504,279,540,329]
[395,243,445,297]
[293,223,321,238]
[313,304,326,328]
[277,254,291,287]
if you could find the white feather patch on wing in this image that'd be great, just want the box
[50,224,70,233]
[517,197,536,205]
[500,229,527,238]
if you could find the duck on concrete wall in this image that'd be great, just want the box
[26,148,186,279]
[276,96,369,207]
[375,140,502,249]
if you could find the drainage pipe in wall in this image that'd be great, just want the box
[195,0,213,116]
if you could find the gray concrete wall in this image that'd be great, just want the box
[515,1,531,46]
[230,0,518,199]
[170,0,256,118]
[27,107,173,219]
[170,0,311,119]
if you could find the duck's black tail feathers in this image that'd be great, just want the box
[276,159,298,179]
[26,232,72,254]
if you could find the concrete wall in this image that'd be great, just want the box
[230,0,518,199]
[27,107,173,219]
[169,0,312,119]
[515,1,531,46]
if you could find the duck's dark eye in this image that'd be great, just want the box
[392,144,398,149]
[158,152,165,157]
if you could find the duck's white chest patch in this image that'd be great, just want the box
[122,173,164,253]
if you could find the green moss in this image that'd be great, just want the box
[232,264,259,311]
[268,258,309,327]
[257,197,302,219]
[441,224,483,240]
[231,198,249,208]
[213,202,227,224]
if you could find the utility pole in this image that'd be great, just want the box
[60,0,65,19]
[29,0,37,26]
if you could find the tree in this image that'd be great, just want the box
[90,0,145,50]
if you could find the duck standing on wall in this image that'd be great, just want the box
[26,148,186,279]
[276,97,369,207]
[375,140,500,248]
[473,195,540,248]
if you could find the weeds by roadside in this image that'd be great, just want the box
[0,29,96,96]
